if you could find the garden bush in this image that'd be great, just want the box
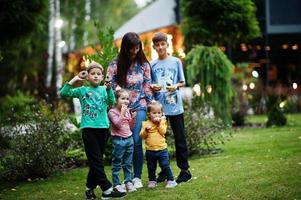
[167,96,232,156]
[0,91,37,124]
[266,95,287,127]
[0,102,68,181]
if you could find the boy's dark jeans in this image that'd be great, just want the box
[82,128,112,191]
[145,149,174,181]
[166,113,190,170]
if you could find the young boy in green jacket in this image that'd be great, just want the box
[60,61,126,200]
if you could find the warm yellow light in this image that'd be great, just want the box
[292,44,298,50]
[219,46,226,52]
[293,83,298,90]
[242,84,248,91]
[279,101,285,108]
[193,84,201,96]
[206,85,212,94]
[240,43,248,52]
[265,46,271,51]
[249,82,255,89]
[282,44,289,49]
[177,48,186,58]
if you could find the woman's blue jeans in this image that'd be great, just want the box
[131,108,146,178]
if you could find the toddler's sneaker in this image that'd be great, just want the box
[125,182,137,192]
[85,188,96,200]
[132,177,143,189]
[165,180,177,188]
[147,181,157,188]
[114,184,126,193]
[101,188,126,200]
[176,170,192,184]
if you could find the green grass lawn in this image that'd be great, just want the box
[1,114,301,200]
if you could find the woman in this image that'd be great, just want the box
[107,32,153,189]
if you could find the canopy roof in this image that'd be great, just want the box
[114,0,177,39]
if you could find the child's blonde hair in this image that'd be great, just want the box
[87,61,103,73]
[114,89,129,100]
[147,100,163,113]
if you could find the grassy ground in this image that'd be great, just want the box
[1,114,301,200]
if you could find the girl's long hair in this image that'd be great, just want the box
[116,32,149,87]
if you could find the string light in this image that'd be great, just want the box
[293,83,298,90]
[292,44,298,50]
[249,82,255,89]
[265,46,271,51]
[206,85,212,94]
[54,18,64,29]
[193,84,201,96]
[58,40,66,48]
[282,44,289,49]
[252,70,259,78]
[242,84,248,91]
[279,101,285,108]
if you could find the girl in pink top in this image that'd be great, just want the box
[108,89,137,193]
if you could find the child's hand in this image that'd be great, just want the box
[130,109,137,119]
[69,74,85,85]
[104,81,111,89]
[166,84,177,92]
[153,117,161,124]
[146,125,152,131]
[150,84,162,92]
[121,104,128,116]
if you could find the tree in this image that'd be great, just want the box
[186,46,234,124]
[181,0,261,49]
[182,0,261,125]
[0,0,139,98]
[0,0,48,96]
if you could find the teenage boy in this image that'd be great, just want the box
[150,32,192,184]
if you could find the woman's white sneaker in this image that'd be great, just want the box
[132,177,143,189]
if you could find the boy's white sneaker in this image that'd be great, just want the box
[114,184,126,193]
[165,180,177,188]
[132,177,143,189]
[147,181,157,188]
[125,182,137,192]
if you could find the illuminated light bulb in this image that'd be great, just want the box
[55,18,64,29]
[219,46,226,52]
[252,70,259,78]
[58,40,66,48]
[193,84,201,96]
[242,84,248,91]
[265,46,271,51]
[206,85,212,94]
[279,102,285,108]
[293,83,298,90]
[292,44,298,50]
[282,44,289,49]
[249,82,255,89]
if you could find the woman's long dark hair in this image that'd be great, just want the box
[116,32,149,87]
